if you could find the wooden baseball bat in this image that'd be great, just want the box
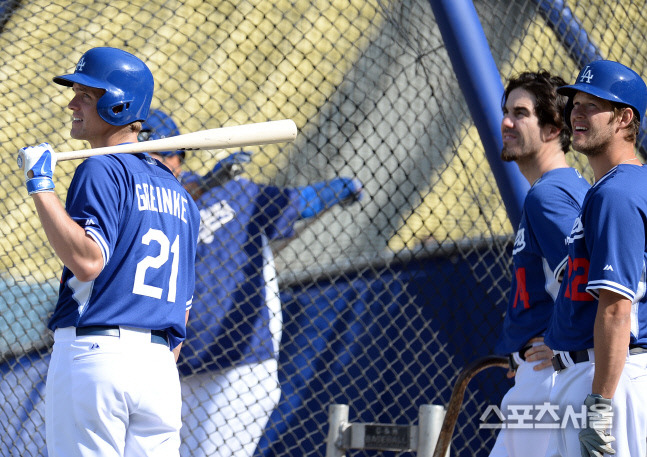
[55,119,298,162]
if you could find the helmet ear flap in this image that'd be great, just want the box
[99,97,135,121]
[113,102,130,114]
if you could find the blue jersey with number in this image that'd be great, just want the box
[495,168,589,354]
[546,164,647,351]
[178,177,300,376]
[47,153,200,350]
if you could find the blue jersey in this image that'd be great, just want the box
[496,168,589,354]
[178,177,300,376]
[546,164,647,351]
[48,153,200,350]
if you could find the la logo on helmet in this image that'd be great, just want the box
[579,66,594,84]
[76,57,86,72]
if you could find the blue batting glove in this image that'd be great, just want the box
[298,177,364,218]
[203,150,252,188]
[17,143,57,195]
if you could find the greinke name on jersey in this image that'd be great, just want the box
[135,182,190,223]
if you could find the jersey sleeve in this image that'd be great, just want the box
[584,184,645,301]
[65,157,123,266]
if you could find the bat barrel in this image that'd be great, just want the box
[54,119,298,162]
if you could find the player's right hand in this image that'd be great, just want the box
[336,177,364,203]
[17,143,57,195]
[579,394,616,457]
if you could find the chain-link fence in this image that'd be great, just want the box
[1,0,647,456]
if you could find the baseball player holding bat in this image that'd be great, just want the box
[489,71,589,457]
[17,47,200,456]
[138,109,364,457]
[544,60,647,457]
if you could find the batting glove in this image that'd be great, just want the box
[17,143,57,195]
[579,394,616,457]
[202,150,252,188]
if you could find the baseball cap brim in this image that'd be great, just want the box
[557,82,625,106]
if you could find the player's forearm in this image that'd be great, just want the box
[592,289,632,398]
[32,192,103,282]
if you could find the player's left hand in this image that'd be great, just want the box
[579,394,616,457]
[17,143,57,195]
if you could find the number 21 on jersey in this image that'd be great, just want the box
[133,228,181,303]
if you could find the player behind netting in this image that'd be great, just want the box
[17,47,200,456]
[489,70,589,457]
[139,108,364,457]
[544,60,647,457]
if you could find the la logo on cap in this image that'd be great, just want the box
[579,66,594,84]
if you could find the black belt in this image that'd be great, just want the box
[551,349,590,372]
[552,346,647,372]
[76,326,169,347]
[508,344,533,371]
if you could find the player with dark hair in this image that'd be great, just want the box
[139,109,363,457]
[545,60,647,457]
[489,70,589,457]
[17,47,200,456]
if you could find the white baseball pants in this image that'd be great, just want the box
[46,327,182,457]
[544,352,647,457]
[489,358,555,457]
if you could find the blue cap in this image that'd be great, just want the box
[139,109,185,159]
[558,60,647,129]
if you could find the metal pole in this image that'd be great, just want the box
[428,0,529,228]
[326,404,349,457]
[417,404,447,457]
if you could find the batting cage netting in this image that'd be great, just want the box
[1,0,646,456]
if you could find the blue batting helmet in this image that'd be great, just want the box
[139,109,185,159]
[557,60,647,129]
[53,47,154,126]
